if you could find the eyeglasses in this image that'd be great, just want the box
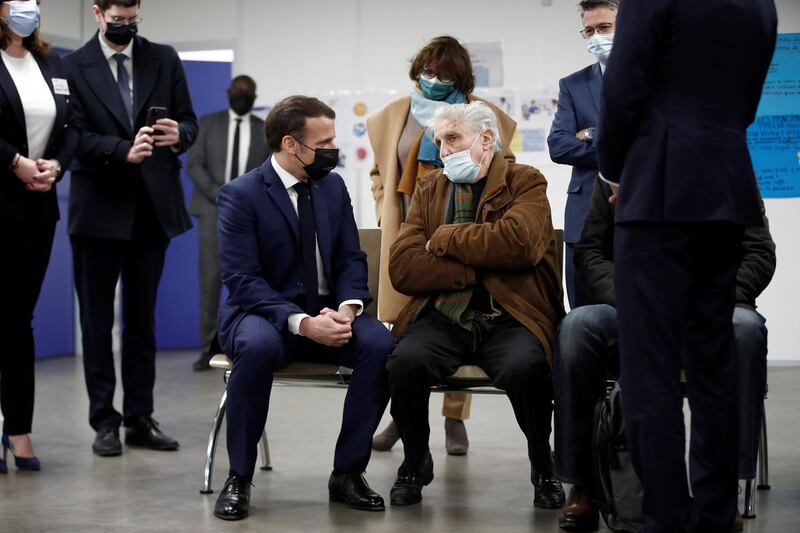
[104,13,142,26]
[420,67,454,84]
[579,22,614,39]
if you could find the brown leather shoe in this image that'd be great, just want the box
[372,421,400,451]
[445,418,469,456]
[733,510,744,532]
[559,485,599,531]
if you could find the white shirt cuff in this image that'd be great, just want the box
[288,312,311,336]
[339,300,364,317]
[598,171,619,186]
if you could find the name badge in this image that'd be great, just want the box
[52,78,70,96]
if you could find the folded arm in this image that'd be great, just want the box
[389,183,477,296]
[428,172,554,270]
[548,79,598,168]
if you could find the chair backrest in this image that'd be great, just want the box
[358,228,381,316]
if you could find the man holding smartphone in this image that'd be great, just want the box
[64,0,198,457]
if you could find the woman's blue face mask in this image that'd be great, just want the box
[4,1,40,38]
[419,75,455,101]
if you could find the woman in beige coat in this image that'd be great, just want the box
[367,35,517,454]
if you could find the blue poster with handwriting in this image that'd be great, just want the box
[747,33,800,198]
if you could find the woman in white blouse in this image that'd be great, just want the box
[0,0,77,472]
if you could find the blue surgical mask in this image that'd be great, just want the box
[587,33,614,64]
[419,76,455,101]
[442,133,487,185]
[4,1,40,38]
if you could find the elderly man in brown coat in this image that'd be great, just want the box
[385,102,566,509]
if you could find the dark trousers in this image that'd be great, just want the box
[553,304,767,485]
[196,212,221,356]
[0,219,55,435]
[614,222,743,533]
[387,309,554,479]
[565,243,591,309]
[223,311,394,479]
[71,197,169,431]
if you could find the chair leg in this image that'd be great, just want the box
[259,428,272,471]
[758,401,770,490]
[743,479,757,518]
[200,389,228,494]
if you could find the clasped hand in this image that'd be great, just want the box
[14,156,59,193]
[299,307,356,347]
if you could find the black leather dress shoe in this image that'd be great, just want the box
[328,472,385,511]
[390,454,434,506]
[124,417,179,450]
[92,427,122,457]
[214,474,251,520]
[193,353,212,371]
[533,472,566,509]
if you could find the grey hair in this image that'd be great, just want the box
[430,101,501,152]
[578,0,619,17]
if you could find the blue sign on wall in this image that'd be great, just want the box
[747,33,800,198]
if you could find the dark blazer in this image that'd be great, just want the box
[216,157,371,355]
[597,0,778,226]
[575,177,777,308]
[63,33,198,240]
[547,62,602,244]
[0,50,78,221]
[186,110,270,216]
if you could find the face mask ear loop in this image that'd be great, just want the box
[474,130,489,168]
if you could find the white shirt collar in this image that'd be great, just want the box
[271,156,304,191]
[98,33,133,61]
[599,61,607,74]
[229,109,251,121]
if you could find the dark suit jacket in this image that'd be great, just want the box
[0,50,78,222]
[597,0,778,225]
[63,33,198,240]
[575,177,777,308]
[216,157,371,355]
[186,110,270,216]
[547,62,602,243]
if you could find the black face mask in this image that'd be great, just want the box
[229,93,255,116]
[293,138,339,180]
[104,22,138,46]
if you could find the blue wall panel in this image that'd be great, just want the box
[154,59,232,350]
[32,173,74,359]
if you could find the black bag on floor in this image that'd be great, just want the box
[592,382,644,533]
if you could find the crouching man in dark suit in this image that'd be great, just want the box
[553,177,776,531]
[213,96,395,521]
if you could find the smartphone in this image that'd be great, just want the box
[146,106,168,135]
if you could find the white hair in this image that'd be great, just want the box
[430,101,502,153]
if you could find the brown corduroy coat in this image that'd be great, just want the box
[366,95,517,323]
[388,156,565,365]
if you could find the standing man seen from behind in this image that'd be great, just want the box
[597,1,777,532]
[187,75,270,371]
[64,0,198,457]
[548,0,617,309]
[212,96,395,521]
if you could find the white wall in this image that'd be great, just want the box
[41,0,800,360]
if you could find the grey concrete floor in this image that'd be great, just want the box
[0,351,798,533]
